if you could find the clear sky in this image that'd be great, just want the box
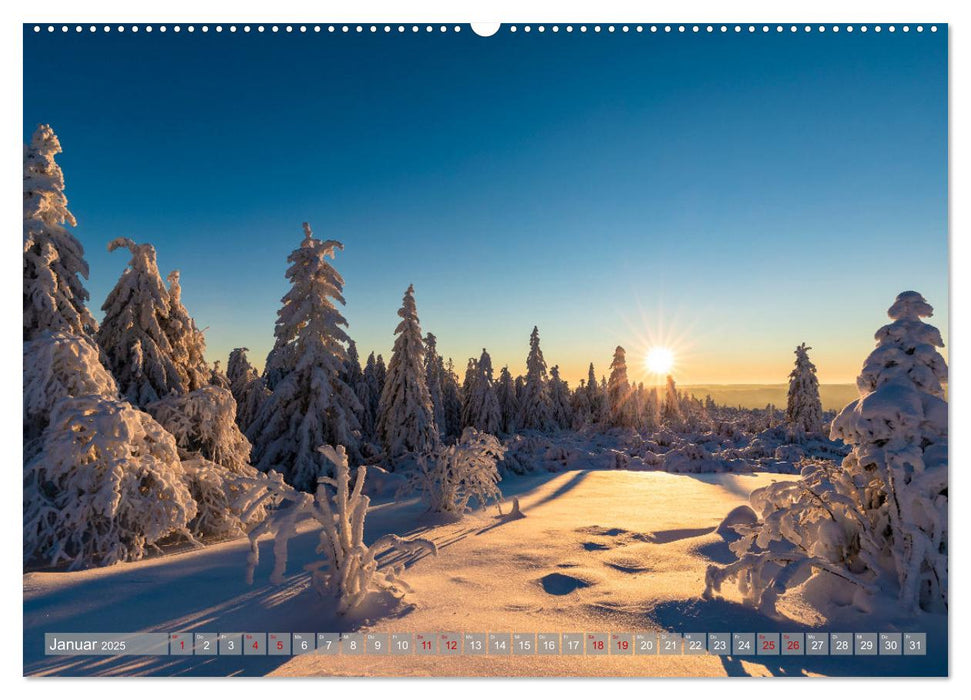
[23,25,948,386]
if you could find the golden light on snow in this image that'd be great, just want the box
[645,346,675,375]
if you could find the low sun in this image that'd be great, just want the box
[645,346,675,375]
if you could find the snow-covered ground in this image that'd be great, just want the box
[23,469,946,677]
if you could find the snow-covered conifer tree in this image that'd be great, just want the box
[226,347,270,433]
[247,224,362,489]
[463,349,502,434]
[441,357,464,437]
[343,340,364,393]
[830,291,948,610]
[571,379,592,429]
[227,347,259,394]
[424,333,446,435]
[662,374,683,428]
[607,346,634,428]
[584,363,605,424]
[97,239,184,406]
[376,285,439,460]
[516,326,556,431]
[23,124,97,343]
[357,351,379,439]
[165,270,211,392]
[496,365,519,434]
[549,365,573,429]
[785,342,824,434]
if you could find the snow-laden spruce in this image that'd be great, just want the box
[238,445,437,615]
[402,428,507,516]
[462,348,502,434]
[23,331,118,452]
[248,224,362,488]
[377,285,440,461]
[97,239,204,406]
[516,326,557,431]
[226,347,270,432]
[496,365,519,434]
[24,395,198,570]
[785,342,824,434]
[607,346,634,428]
[23,124,97,343]
[147,386,267,539]
[424,333,446,435]
[549,365,573,430]
[661,374,683,429]
[164,270,211,392]
[705,292,948,615]
[440,357,464,438]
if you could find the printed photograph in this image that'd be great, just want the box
[22,22,948,677]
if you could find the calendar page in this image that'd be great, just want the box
[22,18,948,679]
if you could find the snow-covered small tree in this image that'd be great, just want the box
[401,428,507,516]
[97,238,183,406]
[549,365,573,429]
[248,224,362,489]
[462,348,502,434]
[23,124,97,343]
[424,333,446,435]
[496,365,519,434]
[23,331,118,451]
[607,346,634,428]
[24,396,198,569]
[786,343,824,434]
[148,386,253,472]
[516,326,556,431]
[239,445,436,614]
[376,285,440,461]
[147,386,266,539]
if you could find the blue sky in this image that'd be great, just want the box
[23,25,948,384]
